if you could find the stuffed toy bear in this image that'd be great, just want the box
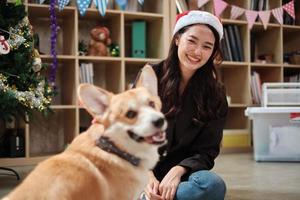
[88,26,112,56]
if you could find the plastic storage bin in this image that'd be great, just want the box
[245,107,300,162]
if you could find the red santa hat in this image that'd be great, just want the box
[173,10,223,41]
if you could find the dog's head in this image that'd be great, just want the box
[78,66,167,168]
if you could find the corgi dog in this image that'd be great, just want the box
[3,66,166,200]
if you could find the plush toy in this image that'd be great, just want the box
[88,26,112,56]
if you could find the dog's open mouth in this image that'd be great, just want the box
[127,130,166,145]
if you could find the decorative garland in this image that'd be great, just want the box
[49,0,58,87]
[0,73,52,111]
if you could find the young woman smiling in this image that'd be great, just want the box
[138,10,228,200]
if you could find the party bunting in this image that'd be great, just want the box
[245,10,258,30]
[272,7,283,25]
[39,0,46,4]
[58,0,70,11]
[283,0,295,19]
[213,0,228,17]
[138,0,144,6]
[115,0,127,10]
[77,0,91,16]
[197,0,296,30]
[258,11,271,30]
[197,0,209,9]
[230,5,245,20]
[94,0,108,16]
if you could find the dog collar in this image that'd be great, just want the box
[96,136,141,167]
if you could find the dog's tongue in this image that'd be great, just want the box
[144,131,166,144]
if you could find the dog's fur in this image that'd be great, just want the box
[3,66,167,200]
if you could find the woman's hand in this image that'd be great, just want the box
[144,171,163,200]
[158,166,187,200]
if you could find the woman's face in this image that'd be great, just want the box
[175,24,215,75]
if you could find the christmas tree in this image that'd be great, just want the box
[0,1,53,123]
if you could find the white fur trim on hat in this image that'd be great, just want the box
[173,10,223,41]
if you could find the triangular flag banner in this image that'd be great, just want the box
[77,0,91,16]
[138,0,144,5]
[258,10,271,30]
[94,0,108,16]
[213,0,228,17]
[58,0,70,11]
[197,0,209,8]
[283,0,295,19]
[245,10,258,29]
[39,0,46,4]
[230,5,245,20]
[272,7,283,25]
[115,0,127,10]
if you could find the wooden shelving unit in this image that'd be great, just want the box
[0,0,171,167]
[170,0,300,151]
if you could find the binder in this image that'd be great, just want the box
[132,21,146,58]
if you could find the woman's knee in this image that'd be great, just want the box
[189,170,226,191]
[188,170,226,199]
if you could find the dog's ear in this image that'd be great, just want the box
[78,84,113,117]
[136,64,158,96]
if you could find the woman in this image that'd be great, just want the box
[138,10,228,200]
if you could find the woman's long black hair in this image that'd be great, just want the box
[159,24,227,121]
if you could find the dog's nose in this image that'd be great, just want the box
[152,117,165,128]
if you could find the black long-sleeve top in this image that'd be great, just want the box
[150,62,228,181]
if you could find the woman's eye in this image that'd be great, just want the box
[188,39,195,44]
[203,45,212,50]
[149,101,155,108]
[126,110,137,119]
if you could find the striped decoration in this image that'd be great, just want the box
[272,7,283,25]
[94,0,108,16]
[138,0,144,5]
[230,5,245,20]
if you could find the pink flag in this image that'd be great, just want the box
[213,0,228,17]
[272,7,283,25]
[258,11,271,30]
[197,0,210,9]
[230,5,245,20]
[245,10,258,30]
[283,0,295,19]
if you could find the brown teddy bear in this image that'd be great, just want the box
[88,26,112,56]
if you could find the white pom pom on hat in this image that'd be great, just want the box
[173,10,223,41]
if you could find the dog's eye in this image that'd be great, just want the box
[126,110,137,119]
[149,101,155,108]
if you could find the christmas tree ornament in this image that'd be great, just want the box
[0,35,10,55]
[32,49,42,72]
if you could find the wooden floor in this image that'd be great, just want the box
[0,153,300,199]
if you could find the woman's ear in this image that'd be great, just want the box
[135,65,158,96]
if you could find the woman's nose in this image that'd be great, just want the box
[194,47,202,56]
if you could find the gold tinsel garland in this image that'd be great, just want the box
[0,73,52,111]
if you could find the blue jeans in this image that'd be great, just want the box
[175,170,226,200]
[141,170,226,200]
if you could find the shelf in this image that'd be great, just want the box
[229,104,248,108]
[251,63,282,67]
[78,56,122,62]
[50,105,78,109]
[125,57,162,63]
[40,55,76,61]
